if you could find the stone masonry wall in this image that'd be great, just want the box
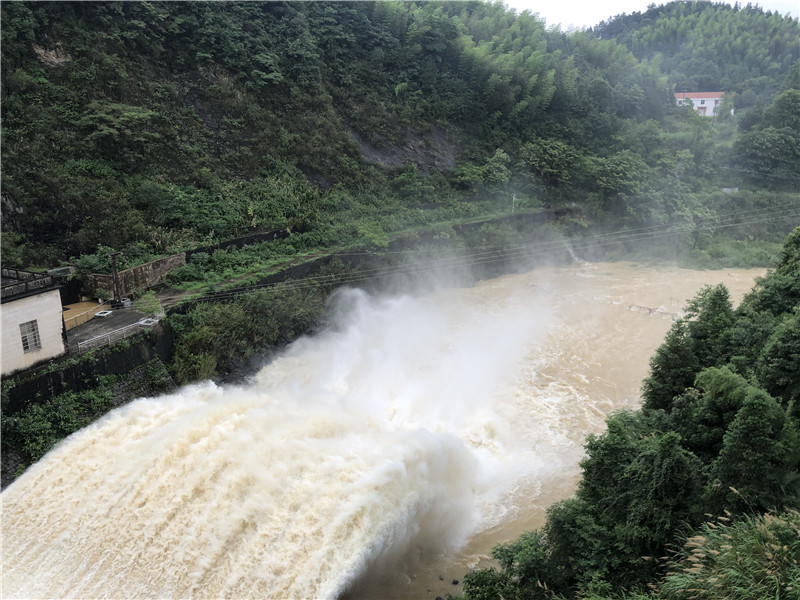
[87,253,186,299]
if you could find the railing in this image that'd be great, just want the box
[76,319,159,353]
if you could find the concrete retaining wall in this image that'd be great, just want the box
[87,253,187,299]
[2,324,174,416]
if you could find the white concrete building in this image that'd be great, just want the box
[1,269,66,376]
[674,91,729,117]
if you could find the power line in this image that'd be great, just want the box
[329,199,800,260]
[174,202,799,306]
[183,207,799,303]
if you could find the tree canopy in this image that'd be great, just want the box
[2,1,797,268]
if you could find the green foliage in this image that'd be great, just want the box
[134,290,162,317]
[520,138,583,187]
[735,126,800,189]
[355,220,389,251]
[452,149,512,193]
[3,0,794,269]
[642,284,735,412]
[571,415,705,589]
[641,320,701,412]
[685,285,735,366]
[1,231,35,268]
[734,88,800,190]
[77,101,164,164]
[594,3,798,107]
[709,387,793,513]
[763,90,800,131]
[463,531,550,600]
[741,227,800,318]
[143,359,172,392]
[167,260,351,383]
[757,311,800,407]
[618,431,705,546]
[1,376,116,469]
[670,367,752,463]
[68,243,150,275]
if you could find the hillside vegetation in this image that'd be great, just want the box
[593,1,799,106]
[2,1,797,274]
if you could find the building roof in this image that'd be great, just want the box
[1,268,59,304]
[674,91,725,99]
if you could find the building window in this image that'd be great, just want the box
[20,320,41,353]
[700,100,706,105]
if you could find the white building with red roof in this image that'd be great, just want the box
[674,91,730,117]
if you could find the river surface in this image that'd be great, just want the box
[1,262,764,600]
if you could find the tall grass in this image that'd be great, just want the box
[658,506,800,600]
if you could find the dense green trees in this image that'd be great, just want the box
[462,227,800,599]
[593,2,799,106]
[735,89,800,189]
[757,311,800,407]
[2,1,796,270]
[641,284,734,411]
[167,259,353,383]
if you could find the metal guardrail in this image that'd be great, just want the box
[76,319,160,353]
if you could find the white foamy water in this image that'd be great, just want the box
[1,262,764,599]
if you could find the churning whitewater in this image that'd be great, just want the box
[1,263,764,599]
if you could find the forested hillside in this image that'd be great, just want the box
[2,1,797,273]
[593,1,799,106]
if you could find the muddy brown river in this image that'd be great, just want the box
[350,261,765,599]
[1,262,764,600]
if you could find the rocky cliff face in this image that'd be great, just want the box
[348,125,459,174]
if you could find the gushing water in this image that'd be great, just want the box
[1,263,764,599]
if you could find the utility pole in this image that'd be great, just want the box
[512,192,516,214]
[108,251,121,304]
